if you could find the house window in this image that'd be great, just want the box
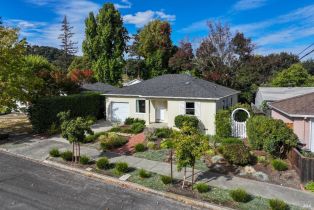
[185,102,195,115]
[136,100,146,113]
[222,99,227,109]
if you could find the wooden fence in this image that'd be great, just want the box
[288,148,314,183]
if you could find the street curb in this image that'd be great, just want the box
[42,159,231,210]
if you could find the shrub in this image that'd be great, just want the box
[304,181,314,192]
[61,150,73,161]
[125,117,135,125]
[194,183,210,193]
[135,143,146,152]
[219,143,252,165]
[269,199,288,210]
[79,155,90,165]
[47,122,60,136]
[49,148,60,157]
[115,162,128,173]
[133,118,145,125]
[271,159,288,171]
[28,92,105,133]
[147,141,157,150]
[139,169,151,178]
[160,175,172,184]
[215,109,231,138]
[154,128,173,138]
[220,137,243,145]
[247,115,298,157]
[99,133,128,151]
[84,131,106,143]
[174,115,199,129]
[124,118,145,126]
[229,188,251,203]
[131,122,145,134]
[96,157,109,169]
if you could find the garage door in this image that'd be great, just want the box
[111,102,129,123]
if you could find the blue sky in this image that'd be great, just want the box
[2,0,314,58]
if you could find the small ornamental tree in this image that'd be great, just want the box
[175,123,209,188]
[58,111,93,162]
[160,130,179,181]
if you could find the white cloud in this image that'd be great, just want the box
[114,0,132,9]
[21,0,100,55]
[233,0,267,11]
[124,10,176,28]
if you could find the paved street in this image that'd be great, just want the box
[0,151,201,210]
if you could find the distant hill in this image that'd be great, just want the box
[26,45,75,71]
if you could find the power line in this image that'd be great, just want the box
[300,48,314,60]
[298,43,314,56]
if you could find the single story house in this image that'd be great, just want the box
[255,87,314,110]
[104,74,239,135]
[269,92,314,152]
[81,82,118,93]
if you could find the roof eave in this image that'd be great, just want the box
[102,92,239,101]
[270,105,314,118]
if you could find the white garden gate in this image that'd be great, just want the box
[231,108,250,139]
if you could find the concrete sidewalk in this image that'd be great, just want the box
[110,155,314,209]
[1,119,313,209]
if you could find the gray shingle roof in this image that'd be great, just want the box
[81,82,118,93]
[105,74,239,99]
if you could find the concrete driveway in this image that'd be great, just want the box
[0,120,112,160]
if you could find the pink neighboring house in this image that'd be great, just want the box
[270,92,314,152]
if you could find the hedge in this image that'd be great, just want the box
[215,103,251,138]
[247,115,298,157]
[215,110,231,138]
[174,115,199,129]
[28,92,105,133]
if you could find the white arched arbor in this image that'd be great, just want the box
[231,108,250,139]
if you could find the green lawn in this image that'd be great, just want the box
[128,170,169,191]
[133,149,208,171]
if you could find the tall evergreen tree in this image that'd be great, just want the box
[83,3,128,85]
[58,15,77,71]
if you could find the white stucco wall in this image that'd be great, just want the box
[106,94,239,135]
[167,99,217,135]
[105,96,149,124]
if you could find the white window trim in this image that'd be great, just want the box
[136,99,146,114]
[185,102,195,116]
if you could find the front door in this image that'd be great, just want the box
[156,108,165,122]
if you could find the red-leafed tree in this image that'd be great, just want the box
[69,69,94,84]
[168,40,194,73]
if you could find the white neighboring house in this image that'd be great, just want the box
[255,87,314,110]
[123,79,142,87]
[104,74,239,135]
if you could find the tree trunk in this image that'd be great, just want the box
[182,167,186,189]
[77,142,81,161]
[191,164,195,189]
[170,149,173,182]
[72,142,74,162]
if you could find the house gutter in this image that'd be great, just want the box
[269,105,314,118]
[102,91,240,101]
